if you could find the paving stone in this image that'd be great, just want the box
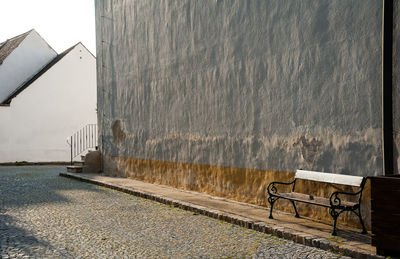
[0,166,350,258]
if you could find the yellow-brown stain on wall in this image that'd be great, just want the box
[103,155,371,230]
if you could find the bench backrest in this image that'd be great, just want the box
[295,169,364,187]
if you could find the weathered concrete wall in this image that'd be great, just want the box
[95,0,383,229]
[96,0,383,175]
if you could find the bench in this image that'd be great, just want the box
[267,169,367,236]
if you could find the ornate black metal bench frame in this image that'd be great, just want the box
[267,169,368,236]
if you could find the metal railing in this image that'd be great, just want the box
[67,124,98,165]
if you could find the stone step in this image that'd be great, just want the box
[74,161,84,166]
[67,166,83,173]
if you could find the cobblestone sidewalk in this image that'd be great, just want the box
[0,166,351,258]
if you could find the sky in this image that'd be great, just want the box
[0,0,96,54]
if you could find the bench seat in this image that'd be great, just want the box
[276,192,358,208]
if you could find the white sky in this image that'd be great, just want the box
[0,0,96,54]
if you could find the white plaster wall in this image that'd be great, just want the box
[0,30,57,103]
[0,43,97,162]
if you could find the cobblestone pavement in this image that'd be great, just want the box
[0,166,352,258]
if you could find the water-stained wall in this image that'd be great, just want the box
[95,1,384,228]
[96,0,383,175]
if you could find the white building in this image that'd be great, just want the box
[0,29,57,104]
[0,30,97,163]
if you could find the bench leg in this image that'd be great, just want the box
[353,207,367,234]
[330,208,339,236]
[267,197,276,219]
[291,201,300,218]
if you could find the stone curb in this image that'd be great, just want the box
[0,162,70,166]
[59,172,383,259]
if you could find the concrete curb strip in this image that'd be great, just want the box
[59,172,383,259]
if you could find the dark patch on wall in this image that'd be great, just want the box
[111,120,126,144]
[294,136,323,165]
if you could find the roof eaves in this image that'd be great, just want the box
[0,39,9,52]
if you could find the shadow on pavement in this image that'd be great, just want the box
[0,165,102,208]
[0,165,101,257]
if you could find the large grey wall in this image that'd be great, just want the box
[96,0,383,176]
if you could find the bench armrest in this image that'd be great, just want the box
[329,190,362,208]
[267,180,296,196]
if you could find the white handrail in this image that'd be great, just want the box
[67,124,98,164]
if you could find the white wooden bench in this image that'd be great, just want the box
[267,169,367,236]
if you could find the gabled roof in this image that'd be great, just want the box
[1,43,81,105]
[0,30,32,65]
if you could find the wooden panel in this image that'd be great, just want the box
[371,232,400,248]
[371,188,400,198]
[370,189,400,200]
[371,178,400,189]
[371,216,400,230]
[371,178,400,188]
[370,175,400,255]
[376,248,400,257]
[371,200,400,212]
[371,225,400,235]
[295,170,364,186]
